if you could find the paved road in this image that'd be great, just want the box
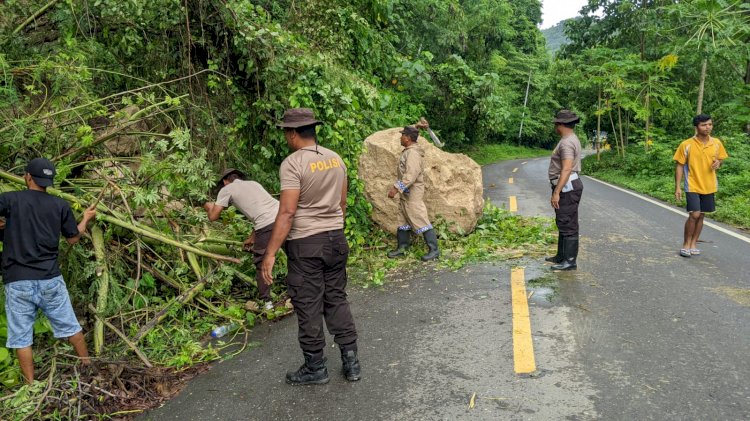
[485,157,750,420]
[143,157,749,420]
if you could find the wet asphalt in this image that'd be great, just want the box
[141,157,749,421]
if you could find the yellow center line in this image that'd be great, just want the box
[512,168,518,173]
[511,267,536,374]
[508,177,514,184]
[509,196,517,212]
[521,161,528,165]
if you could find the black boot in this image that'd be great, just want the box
[387,230,411,258]
[286,351,329,385]
[545,234,563,263]
[340,347,361,381]
[421,229,440,261]
[551,236,578,271]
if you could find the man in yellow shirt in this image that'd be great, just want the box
[673,114,728,257]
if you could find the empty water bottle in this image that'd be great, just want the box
[210,322,239,338]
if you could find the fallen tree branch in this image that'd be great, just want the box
[91,226,110,355]
[88,304,153,368]
[101,214,240,263]
[12,0,61,35]
[0,169,240,263]
[132,253,210,342]
[22,355,56,421]
[124,255,226,316]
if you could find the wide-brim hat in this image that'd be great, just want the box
[26,157,56,187]
[216,168,245,186]
[276,108,323,129]
[553,110,580,124]
[400,125,420,139]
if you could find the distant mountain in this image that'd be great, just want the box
[541,20,569,54]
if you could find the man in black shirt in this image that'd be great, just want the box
[0,158,96,384]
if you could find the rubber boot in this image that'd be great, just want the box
[286,351,329,385]
[387,230,411,258]
[545,234,563,263]
[421,229,440,261]
[340,347,361,381]
[551,236,578,271]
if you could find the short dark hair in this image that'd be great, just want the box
[561,121,578,129]
[224,173,243,183]
[693,114,711,127]
[293,124,318,139]
[401,126,419,141]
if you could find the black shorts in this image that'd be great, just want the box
[686,192,715,213]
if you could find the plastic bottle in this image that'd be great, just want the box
[210,322,239,338]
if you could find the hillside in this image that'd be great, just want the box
[541,20,569,53]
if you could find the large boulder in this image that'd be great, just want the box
[358,128,484,235]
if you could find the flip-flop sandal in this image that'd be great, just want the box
[690,249,701,255]
[679,249,691,257]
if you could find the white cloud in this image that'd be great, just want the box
[540,0,589,29]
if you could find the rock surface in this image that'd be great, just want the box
[102,105,148,156]
[358,128,484,235]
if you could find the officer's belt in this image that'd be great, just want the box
[550,172,579,187]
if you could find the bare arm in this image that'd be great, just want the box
[675,163,684,201]
[261,189,299,285]
[340,177,348,221]
[203,202,224,221]
[66,205,97,245]
[551,159,574,209]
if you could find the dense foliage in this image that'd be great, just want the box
[0,1,558,414]
[584,136,750,229]
[540,21,568,54]
[557,0,749,148]
[564,0,749,234]
[0,0,748,416]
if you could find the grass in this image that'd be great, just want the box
[583,135,750,230]
[347,202,556,286]
[463,143,551,165]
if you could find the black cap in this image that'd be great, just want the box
[400,125,419,140]
[26,158,56,187]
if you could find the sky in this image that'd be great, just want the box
[540,0,589,29]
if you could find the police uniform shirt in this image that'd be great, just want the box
[396,144,424,193]
[216,180,279,230]
[548,133,582,180]
[280,145,347,240]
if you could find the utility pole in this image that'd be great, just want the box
[518,70,532,143]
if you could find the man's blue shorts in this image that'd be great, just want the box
[4,276,82,348]
[686,192,715,213]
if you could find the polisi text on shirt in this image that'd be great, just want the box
[310,158,341,173]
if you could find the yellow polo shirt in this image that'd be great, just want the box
[673,136,728,194]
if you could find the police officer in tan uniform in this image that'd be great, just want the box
[546,110,583,270]
[387,126,440,261]
[261,108,360,385]
[203,169,280,310]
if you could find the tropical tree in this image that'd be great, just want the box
[666,0,750,114]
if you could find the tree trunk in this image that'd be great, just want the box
[608,109,620,157]
[91,226,109,356]
[596,87,602,161]
[625,112,631,148]
[644,92,650,151]
[697,58,707,115]
[617,105,625,157]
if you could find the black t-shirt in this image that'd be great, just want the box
[0,190,79,284]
